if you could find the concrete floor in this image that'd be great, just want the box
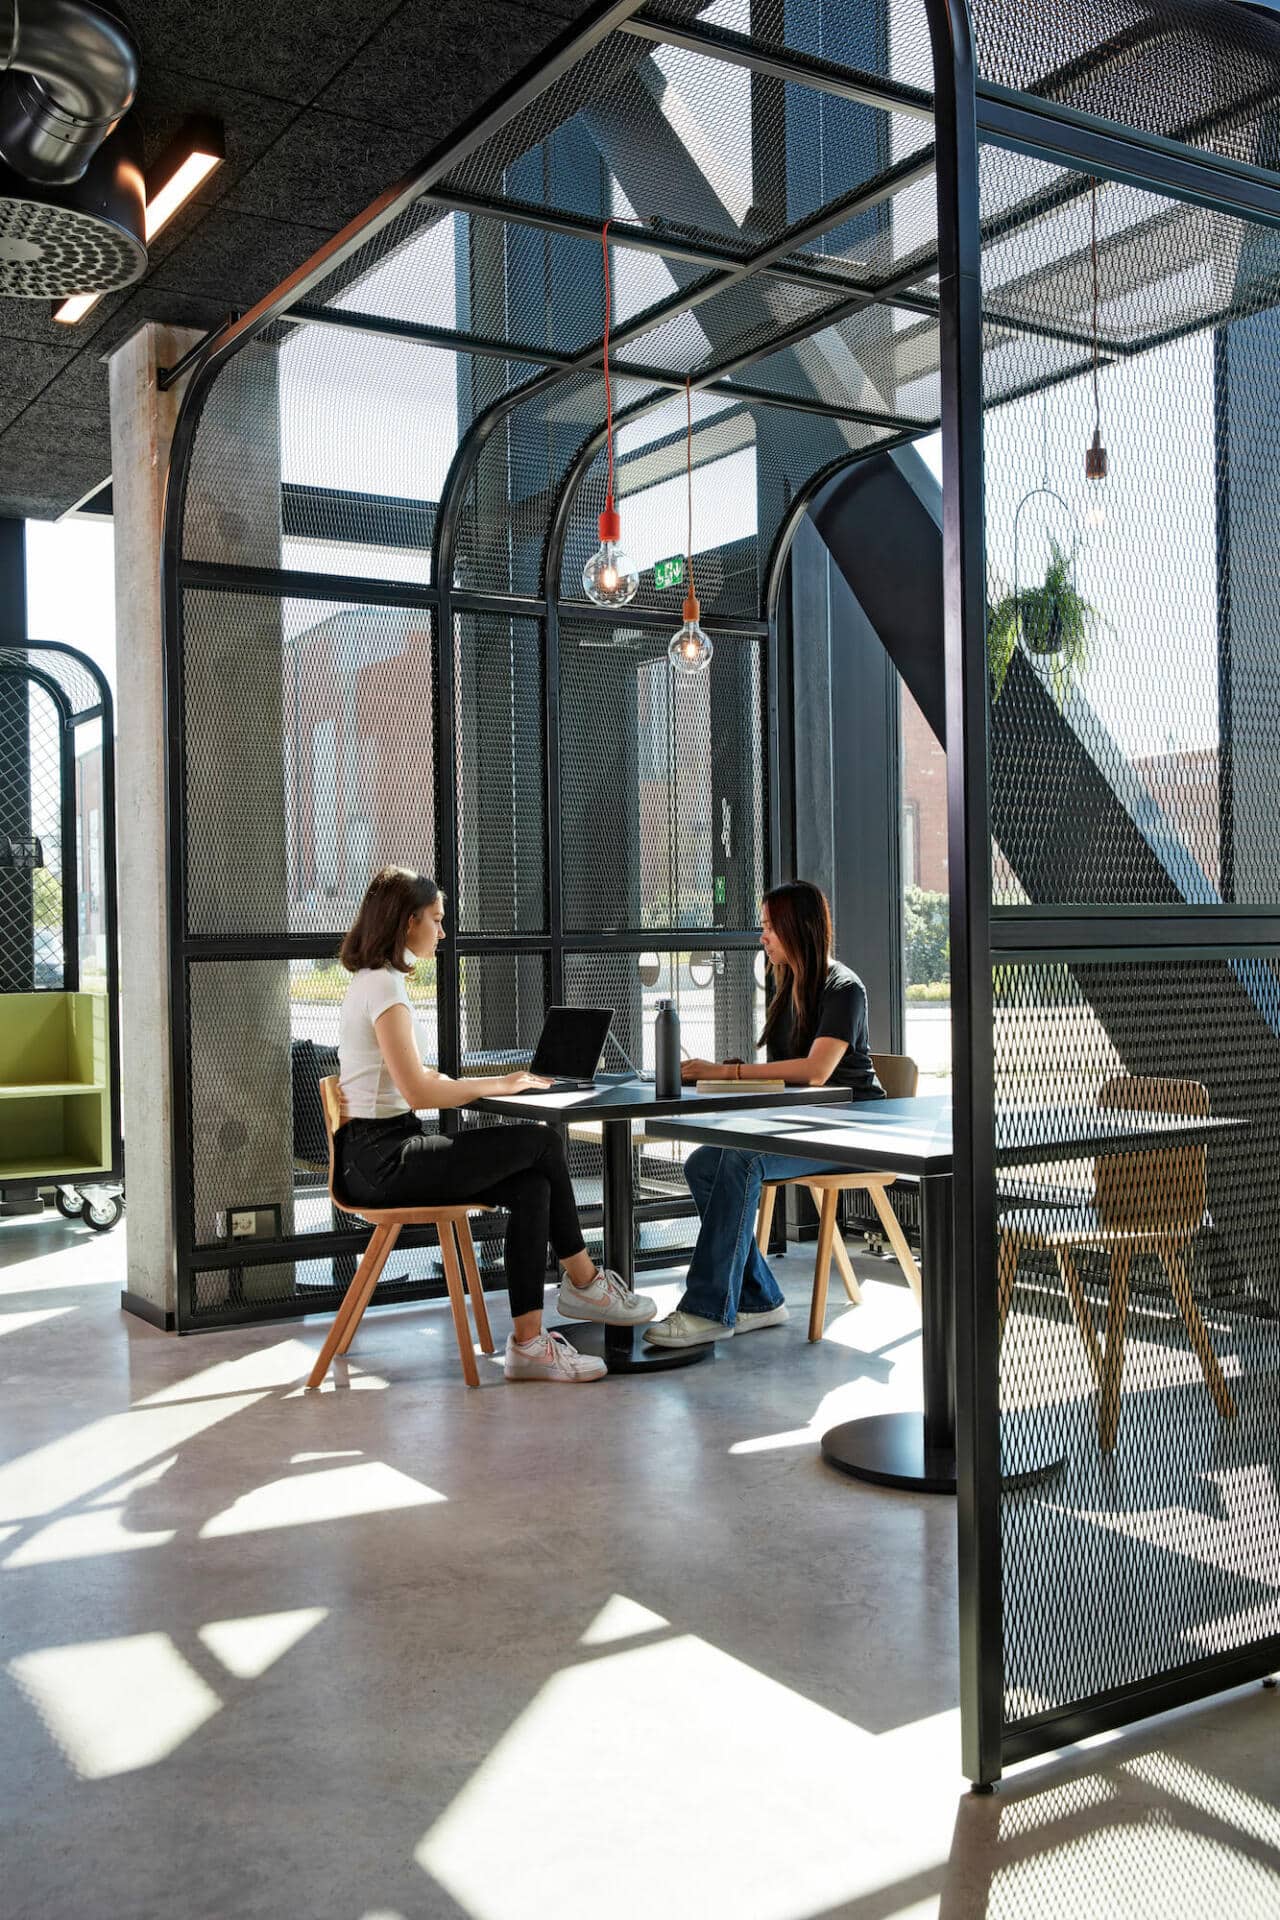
[1,1213,1278,1920]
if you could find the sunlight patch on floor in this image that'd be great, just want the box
[198,1607,327,1680]
[417,1621,956,1920]
[9,1633,221,1780]
[4,1504,176,1568]
[200,1460,446,1537]
[579,1594,670,1645]
[0,1306,74,1337]
[0,1392,269,1522]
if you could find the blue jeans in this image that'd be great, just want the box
[679,1147,849,1327]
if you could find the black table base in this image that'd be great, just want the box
[821,1413,957,1493]
[820,1411,1064,1493]
[552,1321,714,1374]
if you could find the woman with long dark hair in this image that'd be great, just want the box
[645,879,883,1350]
[335,868,656,1382]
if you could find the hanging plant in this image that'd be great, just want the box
[987,537,1097,706]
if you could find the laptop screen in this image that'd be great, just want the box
[530,1006,614,1080]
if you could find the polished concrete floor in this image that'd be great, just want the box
[1,1213,1278,1920]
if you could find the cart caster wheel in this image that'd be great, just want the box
[82,1195,123,1232]
[54,1188,82,1220]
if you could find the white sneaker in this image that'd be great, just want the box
[734,1304,789,1334]
[643,1310,733,1349]
[557,1267,657,1325]
[504,1330,608,1383]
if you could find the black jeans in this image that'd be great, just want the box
[336,1114,587,1318]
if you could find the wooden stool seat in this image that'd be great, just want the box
[307,1078,495,1389]
[753,1054,923,1343]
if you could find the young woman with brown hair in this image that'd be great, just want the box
[335,868,655,1382]
[644,879,883,1350]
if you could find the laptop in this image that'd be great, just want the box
[527,1006,615,1091]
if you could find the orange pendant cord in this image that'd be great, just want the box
[683,375,699,626]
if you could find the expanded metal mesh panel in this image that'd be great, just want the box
[451,368,658,594]
[993,955,1280,1728]
[561,390,761,613]
[182,326,541,578]
[970,0,1280,177]
[615,275,851,379]
[981,145,1280,910]
[182,593,437,940]
[0,672,62,991]
[442,27,925,262]
[560,946,765,1263]
[643,0,936,99]
[784,162,938,288]
[725,302,941,422]
[0,644,102,718]
[185,957,442,1256]
[458,950,550,1074]
[454,615,546,934]
[559,620,767,932]
[318,201,685,353]
[188,1237,468,1322]
[564,946,766,1071]
[981,153,1280,352]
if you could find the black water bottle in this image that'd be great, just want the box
[655,998,681,1100]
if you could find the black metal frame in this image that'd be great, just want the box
[0,639,123,1189]
[156,0,1280,1789]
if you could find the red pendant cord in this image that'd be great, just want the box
[602,220,616,531]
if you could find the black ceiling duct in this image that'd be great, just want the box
[0,0,144,297]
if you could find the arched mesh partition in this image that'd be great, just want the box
[162,0,1280,1783]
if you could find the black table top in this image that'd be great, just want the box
[472,1079,853,1124]
[648,1094,1241,1175]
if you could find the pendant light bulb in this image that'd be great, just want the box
[669,375,711,674]
[669,589,713,675]
[583,504,639,606]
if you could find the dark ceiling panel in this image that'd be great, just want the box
[223,110,426,231]
[0,339,76,431]
[0,0,603,519]
[315,0,574,132]
[143,206,336,308]
[117,0,406,106]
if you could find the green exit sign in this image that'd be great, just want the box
[654,554,686,591]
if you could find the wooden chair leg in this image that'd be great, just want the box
[997,1232,1018,1339]
[336,1223,399,1356]
[805,1187,860,1304]
[866,1181,923,1305]
[438,1220,480,1388]
[808,1189,840,1342]
[756,1184,778,1256]
[1099,1245,1131,1453]
[1057,1247,1103,1385]
[1160,1237,1236,1422]
[457,1216,494,1356]
[307,1224,394,1388]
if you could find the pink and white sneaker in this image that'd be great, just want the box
[503,1329,608,1383]
[556,1267,657,1325]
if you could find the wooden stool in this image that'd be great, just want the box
[307,1078,495,1389]
[754,1053,923,1343]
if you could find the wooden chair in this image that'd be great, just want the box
[306,1078,495,1390]
[754,1053,923,1342]
[997,1075,1235,1452]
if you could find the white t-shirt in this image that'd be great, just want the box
[338,967,420,1120]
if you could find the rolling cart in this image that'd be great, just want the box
[0,640,123,1230]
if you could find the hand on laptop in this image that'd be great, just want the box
[498,1071,555,1095]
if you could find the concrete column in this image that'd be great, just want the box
[108,325,201,1326]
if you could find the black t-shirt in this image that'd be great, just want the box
[766,960,882,1097]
